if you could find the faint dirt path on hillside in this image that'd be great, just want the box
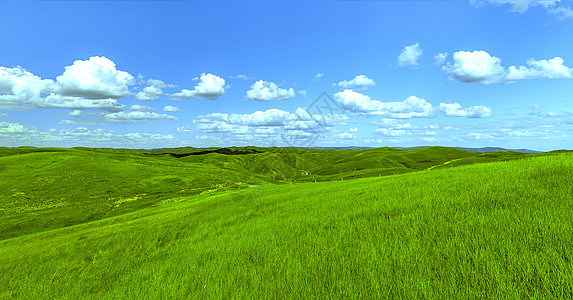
[426,157,465,171]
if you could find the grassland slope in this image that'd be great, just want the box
[0,153,571,298]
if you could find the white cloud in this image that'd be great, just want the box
[434,53,448,65]
[547,6,573,20]
[336,75,377,89]
[420,137,444,142]
[374,128,410,136]
[58,119,106,126]
[470,0,573,20]
[0,122,180,148]
[443,51,506,84]
[196,122,249,134]
[333,89,378,112]
[52,56,135,99]
[130,104,154,112]
[444,50,573,84]
[0,121,33,134]
[0,66,54,109]
[298,90,307,97]
[145,79,176,88]
[467,132,494,139]
[373,121,436,137]
[102,111,178,122]
[195,107,346,137]
[508,130,534,136]
[363,138,384,144]
[313,73,324,82]
[163,105,181,112]
[395,123,414,129]
[398,43,423,67]
[135,85,163,101]
[1,61,130,112]
[350,127,358,132]
[439,103,492,118]
[337,132,356,139]
[35,94,126,112]
[176,126,193,132]
[507,57,573,80]
[199,109,295,127]
[333,89,433,118]
[252,127,277,135]
[0,114,9,118]
[135,79,176,101]
[229,74,252,80]
[67,110,83,117]
[170,73,226,100]
[246,80,295,101]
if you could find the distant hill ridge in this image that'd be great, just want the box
[309,146,543,153]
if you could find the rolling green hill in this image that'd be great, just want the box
[0,146,546,240]
[1,146,571,298]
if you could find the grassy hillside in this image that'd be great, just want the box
[0,147,268,239]
[0,146,482,239]
[1,151,571,298]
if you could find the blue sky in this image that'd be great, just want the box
[1,0,572,151]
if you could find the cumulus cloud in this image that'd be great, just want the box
[439,102,492,118]
[195,122,249,134]
[1,59,136,112]
[135,85,163,101]
[163,105,180,112]
[398,43,423,67]
[506,57,573,80]
[434,53,448,65]
[313,73,324,82]
[337,132,356,139]
[470,0,573,20]
[0,66,54,109]
[0,121,33,134]
[246,80,295,101]
[373,121,436,137]
[336,75,377,89]
[198,109,295,127]
[333,89,433,118]
[170,73,226,100]
[134,78,176,101]
[176,126,193,132]
[130,104,154,112]
[102,111,178,122]
[51,56,135,99]
[195,108,347,137]
[443,51,573,84]
[443,51,506,84]
[374,128,410,136]
[145,79,176,88]
[67,110,83,117]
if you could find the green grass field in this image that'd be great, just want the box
[1,146,571,298]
